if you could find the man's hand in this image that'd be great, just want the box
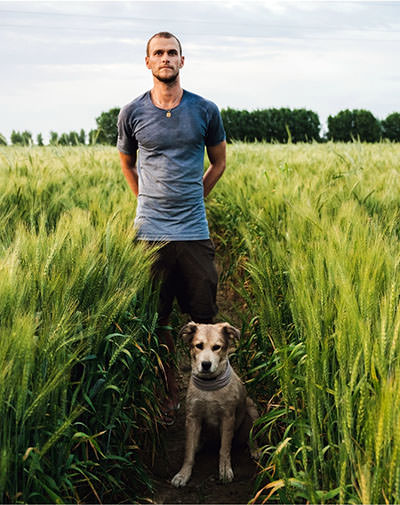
[119,151,139,197]
[203,141,226,198]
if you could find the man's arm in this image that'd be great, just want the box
[119,151,139,197]
[203,140,226,198]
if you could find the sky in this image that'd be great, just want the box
[1,0,399,142]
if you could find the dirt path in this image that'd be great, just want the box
[146,256,260,504]
[149,360,259,504]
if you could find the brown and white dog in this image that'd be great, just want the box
[171,322,260,488]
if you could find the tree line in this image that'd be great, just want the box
[221,108,400,143]
[1,108,120,147]
[1,107,400,146]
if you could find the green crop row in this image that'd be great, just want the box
[208,141,400,503]
[0,147,169,503]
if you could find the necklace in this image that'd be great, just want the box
[151,90,183,118]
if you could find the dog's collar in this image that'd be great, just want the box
[191,361,232,391]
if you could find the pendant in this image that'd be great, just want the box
[166,111,171,118]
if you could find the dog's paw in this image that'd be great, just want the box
[219,462,234,483]
[171,470,191,488]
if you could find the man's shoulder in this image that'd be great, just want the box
[184,90,220,112]
[119,91,149,119]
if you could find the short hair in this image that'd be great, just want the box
[146,32,182,57]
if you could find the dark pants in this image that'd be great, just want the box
[149,239,218,323]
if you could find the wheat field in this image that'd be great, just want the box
[1,142,400,503]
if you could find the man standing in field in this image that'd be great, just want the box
[117,32,226,423]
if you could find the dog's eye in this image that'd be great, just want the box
[195,343,203,350]
[212,345,221,351]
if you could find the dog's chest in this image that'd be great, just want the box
[192,396,226,427]
[187,382,242,428]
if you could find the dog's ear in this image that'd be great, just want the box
[179,321,198,344]
[221,323,240,348]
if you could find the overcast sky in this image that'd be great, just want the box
[1,0,399,141]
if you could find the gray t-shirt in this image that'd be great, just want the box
[117,90,225,241]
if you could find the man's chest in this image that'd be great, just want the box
[132,110,207,151]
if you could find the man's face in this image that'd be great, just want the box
[145,36,184,84]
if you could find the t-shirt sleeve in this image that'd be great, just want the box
[205,102,226,147]
[117,106,138,154]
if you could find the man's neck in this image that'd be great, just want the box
[151,79,183,109]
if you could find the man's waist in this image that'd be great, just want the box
[134,215,209,241]
[137,194,205,211]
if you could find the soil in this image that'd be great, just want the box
[148,359,260,505]
[144,255,260,504]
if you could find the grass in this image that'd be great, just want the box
[1,142,400,503]
[208,141,400,503]
[0,146,168,503]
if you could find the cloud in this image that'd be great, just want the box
[0,0,399,140]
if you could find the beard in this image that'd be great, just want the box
[153,69,179,84]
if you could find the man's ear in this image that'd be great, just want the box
[221,323,240,349]
[179,321,198,344]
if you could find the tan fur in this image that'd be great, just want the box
[171,322,260,488]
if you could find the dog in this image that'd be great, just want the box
[171,322,260,488]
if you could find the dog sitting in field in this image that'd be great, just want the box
[171,322,260,488]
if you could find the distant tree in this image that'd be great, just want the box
[95,107,120,145]
[88,128,107,145]
[11,130,24,145]
[0,133,7,145]
[78,128,86,144]
[238,110,255,141]
[88,129,97,145]
[220,108,245,142]
[49,131,59,145]
[221,107,320,143]
[37,133,44,146]
[11,130,33,146]
[270,108,292,142]
[48,130,88,146]
[382,112,400,142]
[328,109,381,142]
[327,110,353,142]
[58,133,69,146]
[353,110,381,142]
[251,109,269,141]
[67,131,80,145]
[291,109,321,142]
[22,131,33,146]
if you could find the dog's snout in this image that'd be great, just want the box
[201,360,212,371]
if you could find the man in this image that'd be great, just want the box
[117,32,226,423]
